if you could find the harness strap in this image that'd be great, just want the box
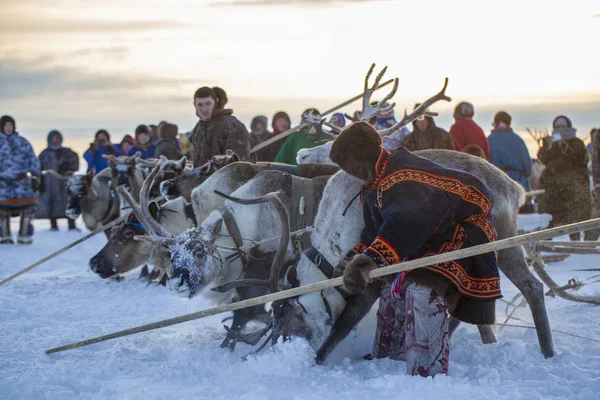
[184,203,198,226]
[291,177,315,249]
[100,188,117,224]
[221,209,248,269]
[126,221,146,232]
[303,246,335,279]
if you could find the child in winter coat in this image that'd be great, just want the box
[127,125,157,159]
[0,115,41,244]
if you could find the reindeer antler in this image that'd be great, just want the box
[101,154,118,163]
[379,77,451,136]
[136,158,159,168]
[42,170,69,181]
[139,165,170,238]
[301,111,340,137]
[527,128,550,149]
[359,63,399,122]
[210,190,290,295]
[117,165,170,239]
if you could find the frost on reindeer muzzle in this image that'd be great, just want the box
[167,232,221,298]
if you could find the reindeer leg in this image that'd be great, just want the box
[498,246,555,358]
[220,285,270,351]
[138,265,150,281]
[448,316,461,339]
[477,325,497,344]
[448,316,495,344]
[315,281,382,365]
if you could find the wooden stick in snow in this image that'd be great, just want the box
[0,215,128,287]
[0,195,165,287]
[45,217,600,355]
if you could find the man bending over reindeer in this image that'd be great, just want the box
[329,122,502,377]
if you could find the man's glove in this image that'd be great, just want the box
[30,175,40,192]
[58,161,71,174]
[343,254,378,294]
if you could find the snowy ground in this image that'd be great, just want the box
[1,215,599,400]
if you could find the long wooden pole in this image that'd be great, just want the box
[45,217,600,355]
[0,214,128,287]
[0,192,166,287]
[249,78,395,154]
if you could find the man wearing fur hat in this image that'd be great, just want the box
[538,116,592,240]
[330,122,501,377]
[155,122,182,160]
[190,86,250,167]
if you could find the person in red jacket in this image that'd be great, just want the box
[449,102,491,159]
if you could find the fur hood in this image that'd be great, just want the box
[158,122,178,141]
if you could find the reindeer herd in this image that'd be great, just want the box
[43,66,557,363]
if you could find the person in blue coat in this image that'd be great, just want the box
[488,111,532,190]
[127,124,156,159]
[83,129,119,175]
[0,115,41,244]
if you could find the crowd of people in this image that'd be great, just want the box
[0,85,597,244]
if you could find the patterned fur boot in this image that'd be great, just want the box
[0,210,13,244]
[17,207,36,244]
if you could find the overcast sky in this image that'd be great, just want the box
[1,0,599,155]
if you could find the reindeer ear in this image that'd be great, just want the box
[176,156,187,170]
[159,155,168,163]
[148,201,160,222]
[230,153,240,163]
[133,151,142,159]
[212,218,223,236]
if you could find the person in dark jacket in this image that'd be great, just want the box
[329,121,500,377]
[83,130,118,174]
[250,112,291,162]
[250,115,271,146]
[127,124,156,159]
[449,102,491,159]
[403,103,454,151]
[538,115,592,240]
[189,86,251,167]
[250,115,278,162]
[0,115,41,244]
[37,130,80,231]
[488,111,532,190]
[155,122,182,160]
[272,111,291,136]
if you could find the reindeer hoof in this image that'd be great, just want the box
[138,265,150,280]
[158,273,168,287]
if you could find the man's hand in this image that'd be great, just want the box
[58,161,71,174]
[343,254,378,294]
[30,175,40,192]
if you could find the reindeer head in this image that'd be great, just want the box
[271,264,315,343]
[104,152,140,192]
[160,151,239,201]
[89,216,151,279]
[65,169,95,220]
[166,214,224,298]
